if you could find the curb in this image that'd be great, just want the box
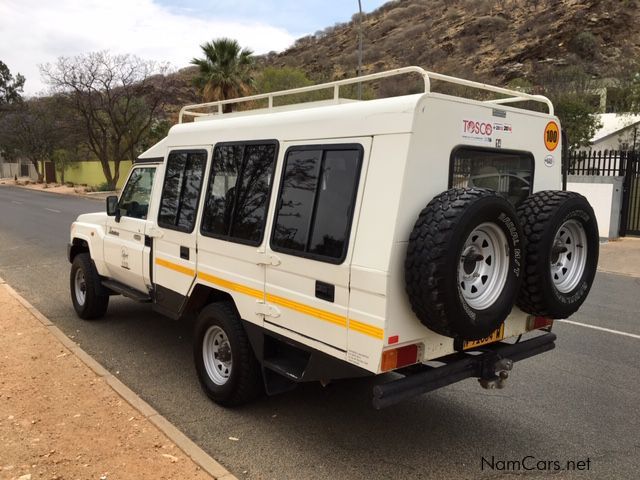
[1,183,105,201]
[0,277,237,480]
[597,268,640,279]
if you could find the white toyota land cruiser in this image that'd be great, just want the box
[68,67,599,408]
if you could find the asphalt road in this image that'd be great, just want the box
[1,184,639,480]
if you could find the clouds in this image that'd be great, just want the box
[0,0,295,95]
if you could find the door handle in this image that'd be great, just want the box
[315,281,335,302]
[133,234,142,241]
[180,246,190,260]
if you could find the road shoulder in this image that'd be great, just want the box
[0,277,236,480]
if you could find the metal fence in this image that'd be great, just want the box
[565,149,638,177]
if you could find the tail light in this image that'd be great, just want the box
[526,316,553,331]
[381,344,422,372]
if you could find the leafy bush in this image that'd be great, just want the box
[95,181,113,192]
[569,31,599,59]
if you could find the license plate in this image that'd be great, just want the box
[462,324,505,350]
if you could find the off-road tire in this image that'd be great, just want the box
[405,188,523,340]
[194,302,262,407]
[517,191,599,318]
[70,253,109,319]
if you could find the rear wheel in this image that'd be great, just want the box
[70,253,109,319]
[193,302,262,406]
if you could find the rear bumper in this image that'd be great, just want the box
[372,332,556,409]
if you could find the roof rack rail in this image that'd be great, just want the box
[178,66,554,123]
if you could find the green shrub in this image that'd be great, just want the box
[570,31,599,59]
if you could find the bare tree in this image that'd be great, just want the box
[40,51,176,189]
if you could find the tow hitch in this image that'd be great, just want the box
[372,332,556,409]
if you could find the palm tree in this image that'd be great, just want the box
[191,38,254,112]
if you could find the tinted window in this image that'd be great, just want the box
[271,150,321,252]
[450,148,534,207]
[118,167,155,219]
[272,145,362,263]
[201,142,277,245]
[158,150,207,232]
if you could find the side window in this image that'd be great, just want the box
[201,141,277,245]
[118,167,156,219]
[158,150,207,232]
[450,148,534,207]
[271,145,363,263]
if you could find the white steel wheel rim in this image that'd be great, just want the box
[551,219,588,294]
[458,222,510,310]
[74,268,87,306]
[202,326,232,386]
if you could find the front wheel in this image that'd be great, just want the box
[193,302,262,406]
[70,253,109,319]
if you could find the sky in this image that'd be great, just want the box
[0,0,389,95]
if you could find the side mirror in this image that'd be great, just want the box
[106,195,119,220]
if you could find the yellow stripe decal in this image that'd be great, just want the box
[266,293,348,328]
[155,257,195,277]
[154,260,382,340]
[197,271,263,299]
[349,319,385,340]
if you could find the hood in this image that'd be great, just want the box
[75,212,108,225]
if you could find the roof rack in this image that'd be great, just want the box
[178,66,554,123]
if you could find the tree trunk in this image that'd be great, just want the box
[99,157,115,190]
[112,159,121,191]
[31,159,43,183]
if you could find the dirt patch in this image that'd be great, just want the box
[0,285,215,480]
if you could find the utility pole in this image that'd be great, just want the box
[357,0,363,100]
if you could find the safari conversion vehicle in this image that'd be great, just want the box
[68,67,599,408]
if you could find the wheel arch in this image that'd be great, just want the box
[183,283,237,317]
[69,237,91,262]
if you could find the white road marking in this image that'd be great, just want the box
[11,200,22,205]
[45,208,61,213]
[559,319,640,340]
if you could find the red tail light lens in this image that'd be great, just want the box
[381,344,421,372]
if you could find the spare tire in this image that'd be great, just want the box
[405,188,523,341]
[517,191,599,318]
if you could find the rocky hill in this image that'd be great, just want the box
[262,0,639,90]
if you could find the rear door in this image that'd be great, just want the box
[264,139,370,352]
[152,147,209,314]
[196,141,279,324]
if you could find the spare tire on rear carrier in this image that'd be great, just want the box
[516,191,599,318]
[405,188,524,341]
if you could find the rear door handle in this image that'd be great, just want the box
[315,281,335,302]
[180,246,190,260]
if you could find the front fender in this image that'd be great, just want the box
[70,221,108,276]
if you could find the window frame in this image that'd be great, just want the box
[117,165,157,220]
[199,139,280,247]
[270,143,364,265]
[157,148,208,234]
[448,145,536,204]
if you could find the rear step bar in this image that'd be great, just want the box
[372,332,556,409]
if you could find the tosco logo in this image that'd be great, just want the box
[463,120,493,136]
